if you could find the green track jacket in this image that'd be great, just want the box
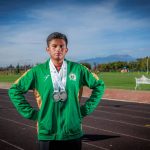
[8,59,105,140]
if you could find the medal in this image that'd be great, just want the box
[53,92,60,102]
[59,91,67,101]
[53,91,67,102]
[50,59,68,102]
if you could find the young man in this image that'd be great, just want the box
[8,32,105,150]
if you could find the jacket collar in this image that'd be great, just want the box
[43,58,69,73]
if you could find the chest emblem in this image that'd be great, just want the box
[44,75,50,81]
[69,73,76,81]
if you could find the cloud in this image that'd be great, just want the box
[0,1,150,66]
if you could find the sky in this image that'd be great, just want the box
[0,0,150,67]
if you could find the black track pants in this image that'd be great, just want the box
[39,139,82,150]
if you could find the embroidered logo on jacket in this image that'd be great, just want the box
[69,73,76,81]
[44,75,50,81]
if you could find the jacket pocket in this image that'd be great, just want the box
[67,113,82,135]
[38,123,50,134]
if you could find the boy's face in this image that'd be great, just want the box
[46,39,68,62]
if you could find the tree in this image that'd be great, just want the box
[80,62,91,70]
[15,63,20,74]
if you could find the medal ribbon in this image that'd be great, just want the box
[49,59,67,93]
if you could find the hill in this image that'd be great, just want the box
[79,54,136,65]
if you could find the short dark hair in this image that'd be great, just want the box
[47,32,68,47]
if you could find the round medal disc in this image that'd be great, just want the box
[60,91,67,101]
[53,92,60,102]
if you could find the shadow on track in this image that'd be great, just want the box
[82,134,120,142]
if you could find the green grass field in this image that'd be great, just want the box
[0,72,150,91]
[99,72,150,90]
[0,74,21,83]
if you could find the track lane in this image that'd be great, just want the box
[0,89,150,150]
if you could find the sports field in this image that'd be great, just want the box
[0,72,150,90]
[99,72,150,90]
[0,74,21,83]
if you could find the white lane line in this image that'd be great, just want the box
[83,125,150,142]
[1,111,149,131]
[83,142,109,150]
[0,117,109,150]
[80,102,150,115]
[3,95,150,113]
[89,115,150,128]
[0,96,36,103]
[82,96,150,104]
[0,116,35,129]
[0,108,15,110]
[5,101,148,115]
[102,98,150,105]
[0,107,37,110]
[0,138,24,150]
[1,91,150,104]
[0,101,11,103]
[95,110,150,120]
[0,94,34,99]
[2,100,150,115]
[98,105,150,114]
[1,115,150,142]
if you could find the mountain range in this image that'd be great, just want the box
[79,54,136,65]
